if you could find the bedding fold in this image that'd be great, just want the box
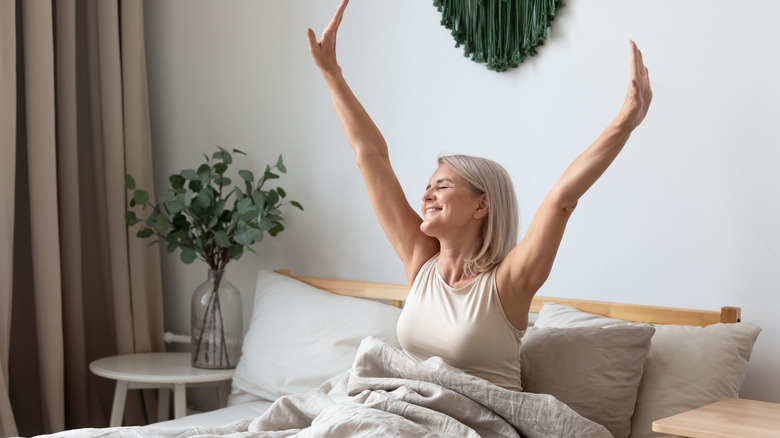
[39,337,611,438]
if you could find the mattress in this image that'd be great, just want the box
[149,399,273,429]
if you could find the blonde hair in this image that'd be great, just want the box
[438,155,518,276]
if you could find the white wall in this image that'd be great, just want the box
[143,0,780,404]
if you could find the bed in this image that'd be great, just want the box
[50,269,761,438]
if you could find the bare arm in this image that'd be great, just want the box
[307,1,438,284]
[498,41,653,307]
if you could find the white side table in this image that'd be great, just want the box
[89,352,234,427]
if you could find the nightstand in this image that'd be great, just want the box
[90,352,234,426]
[652,398,780,438]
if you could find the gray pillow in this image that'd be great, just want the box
[534,302,762,438]
[521,325,655,438]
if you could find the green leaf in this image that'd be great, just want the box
[180,247,197,264]
[159,193,175,204]
[167,240,178,253]
[277,187,286,198]
[252,192,266,209]
[170,174,186,189]
[236,197,252,214]
[136,227,154,238]
[214,200,226,217]
[213,162,228,175]
[240,207,259,224]
[239,170,254,182]
[145,212,158,227]
[268,221,284,237]
[188,180,203,192]
[276,155,286,173]
[229,246,244,261]
[233,230,253,246]
[166,199,184,214]
[169,230,189,242]
[197,163,211,179]
[221,149,233,165]
[125,174,136,190]
[155,215,171,233]
[125,211,139,225]
[196,190,212,208]
[248,228,264,242]
[172,213,189,228]
[266,190,279,206]
[258,217,276,230]
[290,200,304,210]
[129,198,136,207]
[184,189,193,207]
[264,169,280,180]
[133,190,149,206]
[214,176,232,187]
[214,230,231,248]
[232,148,246,156]
[181,169,198,181]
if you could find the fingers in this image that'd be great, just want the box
[629,40,652,97]
[306,28,317,47]
[618,41,652,129]
[629,40,642,80]
[323,0,349,38]
[308,2,348,70]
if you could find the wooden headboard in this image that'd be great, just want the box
[275,270,741,327]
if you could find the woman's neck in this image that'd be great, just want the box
[436,242,478,288]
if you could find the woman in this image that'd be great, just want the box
[307,0,652,391]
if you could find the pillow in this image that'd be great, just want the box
[521,325,655,438]
[231,270,402,401]
[535,302,762,438]
[535,302,628,328]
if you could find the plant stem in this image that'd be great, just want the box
[193,282,216,364]
[193,267,233,367]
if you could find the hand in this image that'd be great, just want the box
[615,41,653,131]
[307,0,349,73]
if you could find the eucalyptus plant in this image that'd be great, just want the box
[125,146,303,272]
[125,146,302,368]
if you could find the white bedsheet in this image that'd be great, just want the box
[150,399,273,429]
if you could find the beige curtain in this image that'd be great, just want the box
[0,0,165,435]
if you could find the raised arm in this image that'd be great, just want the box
[498,41,653,307]
[307,0,438,284]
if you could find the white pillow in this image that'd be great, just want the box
[231,271,402,401]
[535,302,761,438]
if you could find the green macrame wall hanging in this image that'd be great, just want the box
[434,0,565,72]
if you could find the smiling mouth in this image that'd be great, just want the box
[424,208,440,215]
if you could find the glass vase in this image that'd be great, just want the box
[191,269,243,369]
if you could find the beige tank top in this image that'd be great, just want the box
[396,254,525,391]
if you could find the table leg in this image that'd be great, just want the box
[109,380,129,427]
[157,387,170,422]
[173,383,186,418]
[217,381,229,408]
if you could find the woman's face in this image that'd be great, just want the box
[420,165,486,238]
